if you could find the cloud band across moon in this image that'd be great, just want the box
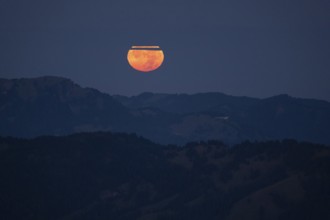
[132,46,160,49]
[131,46,161,51]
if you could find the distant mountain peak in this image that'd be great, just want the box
[0,75,74,85]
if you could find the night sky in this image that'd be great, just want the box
[1,0,329,100]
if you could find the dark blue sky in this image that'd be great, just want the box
[1,0,329,100]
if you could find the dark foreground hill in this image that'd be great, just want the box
[1,132,330,220]
[1,76,330,144]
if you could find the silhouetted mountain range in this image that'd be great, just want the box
[0,132,329,220]
[1,76,330,144]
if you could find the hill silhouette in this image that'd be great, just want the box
[0,132,329,220]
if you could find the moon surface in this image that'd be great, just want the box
[127,46,164,72]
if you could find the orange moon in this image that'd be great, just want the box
[127,46,164,72]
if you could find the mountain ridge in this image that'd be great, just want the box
[1,76,330,145]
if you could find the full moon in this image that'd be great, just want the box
[127,46,164,72]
